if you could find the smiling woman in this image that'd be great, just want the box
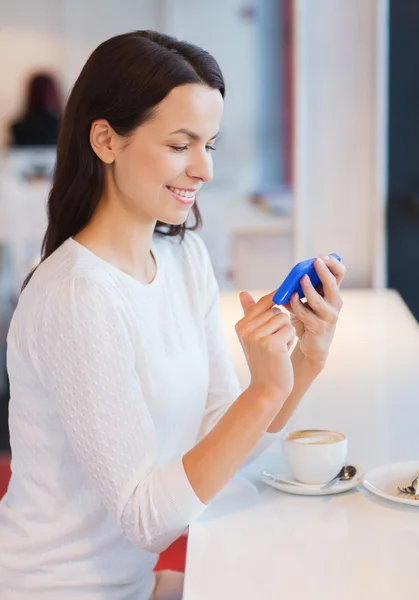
[20,31,225,288]
[0,28,345,600]
[2,30,229,600]
[74,81,223,268]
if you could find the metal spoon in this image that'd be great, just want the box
[320,465,357,489]
[261,471,319,488]
[262,465,357,489]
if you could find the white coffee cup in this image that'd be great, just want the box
[283,429,347,485]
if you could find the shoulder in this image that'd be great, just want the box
[9,273,131,365]
[165,230,211,267]
[154,230,213,279]
[182,230,211,259]
[26,238,124,295]
[152,231,217,308]
[12,241,127,337]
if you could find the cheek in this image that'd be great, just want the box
[113,149,154,193]
[114,147,186,195]
[157,152,187,184]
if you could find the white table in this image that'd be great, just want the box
[184,289,419,600]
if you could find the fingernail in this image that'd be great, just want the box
[316,258,325,268]
[302,274,310,283]
[320,255,330,262]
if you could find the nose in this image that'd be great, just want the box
[186,150,213,183]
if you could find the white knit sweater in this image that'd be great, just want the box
[0,232,275,599]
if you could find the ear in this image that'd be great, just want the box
[90,119,116,164]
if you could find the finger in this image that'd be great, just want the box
[319,255,346,286]
[252,312,294,339]
[298,276,331,320]
[312,257,338,300]
[292,280,340,325]
[313,258,344,311]
[239,291,256,315]
[242,289,278,318]
[241,306,283,332]
[272,322,297,347]
[282,301,294,314]
[289,292,319,328]
[255,319,296,348]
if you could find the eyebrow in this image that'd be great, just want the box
[169,128,219,141]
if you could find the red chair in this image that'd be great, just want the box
[0,453,186,572]
[155,535,187,573]
[0,453,11,499]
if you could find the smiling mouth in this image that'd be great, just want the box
[166,186,196,205]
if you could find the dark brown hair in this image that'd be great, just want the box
[25,73,61,116]
[22,30,225,289]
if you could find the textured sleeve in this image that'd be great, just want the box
[28,277,207,553]
[191,236,279,464]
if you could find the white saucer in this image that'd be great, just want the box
[261,467,363,496]
[363,460,419,506]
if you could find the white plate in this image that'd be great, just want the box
[363,460,419,506]
[261,467,363,496]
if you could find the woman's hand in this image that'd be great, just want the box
[284,255,346,366]
[236,291,296,402]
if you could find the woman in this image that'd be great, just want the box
[0,31,345,599]
[10,73,61,146]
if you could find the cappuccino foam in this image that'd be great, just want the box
[286,430,345,445]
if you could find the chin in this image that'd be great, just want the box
[159,209,191,227]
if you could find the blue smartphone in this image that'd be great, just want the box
[272,253,342,306]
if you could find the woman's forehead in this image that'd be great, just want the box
[146,84,224,134]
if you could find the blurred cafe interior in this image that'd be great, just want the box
[1,0,419,594]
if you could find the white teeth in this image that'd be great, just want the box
[168,187,195,198]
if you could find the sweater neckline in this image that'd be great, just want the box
[67,237,162,290]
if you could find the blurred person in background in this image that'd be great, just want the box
[9,72,61,147]
[0,31,345,600]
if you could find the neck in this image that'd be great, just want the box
[74,192,157,285]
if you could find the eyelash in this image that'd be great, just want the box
[170,145,216,153]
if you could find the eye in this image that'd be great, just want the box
[170,146,188,152]
[170,145,217,153]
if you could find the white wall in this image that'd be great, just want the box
[164,0,260,192]
[59,0,158,94]
[293,0,388,288]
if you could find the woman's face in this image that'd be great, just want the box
[104,83,224,226]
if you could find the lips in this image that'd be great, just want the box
[166,186,195,206]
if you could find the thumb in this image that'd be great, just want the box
[239,291,256,315]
